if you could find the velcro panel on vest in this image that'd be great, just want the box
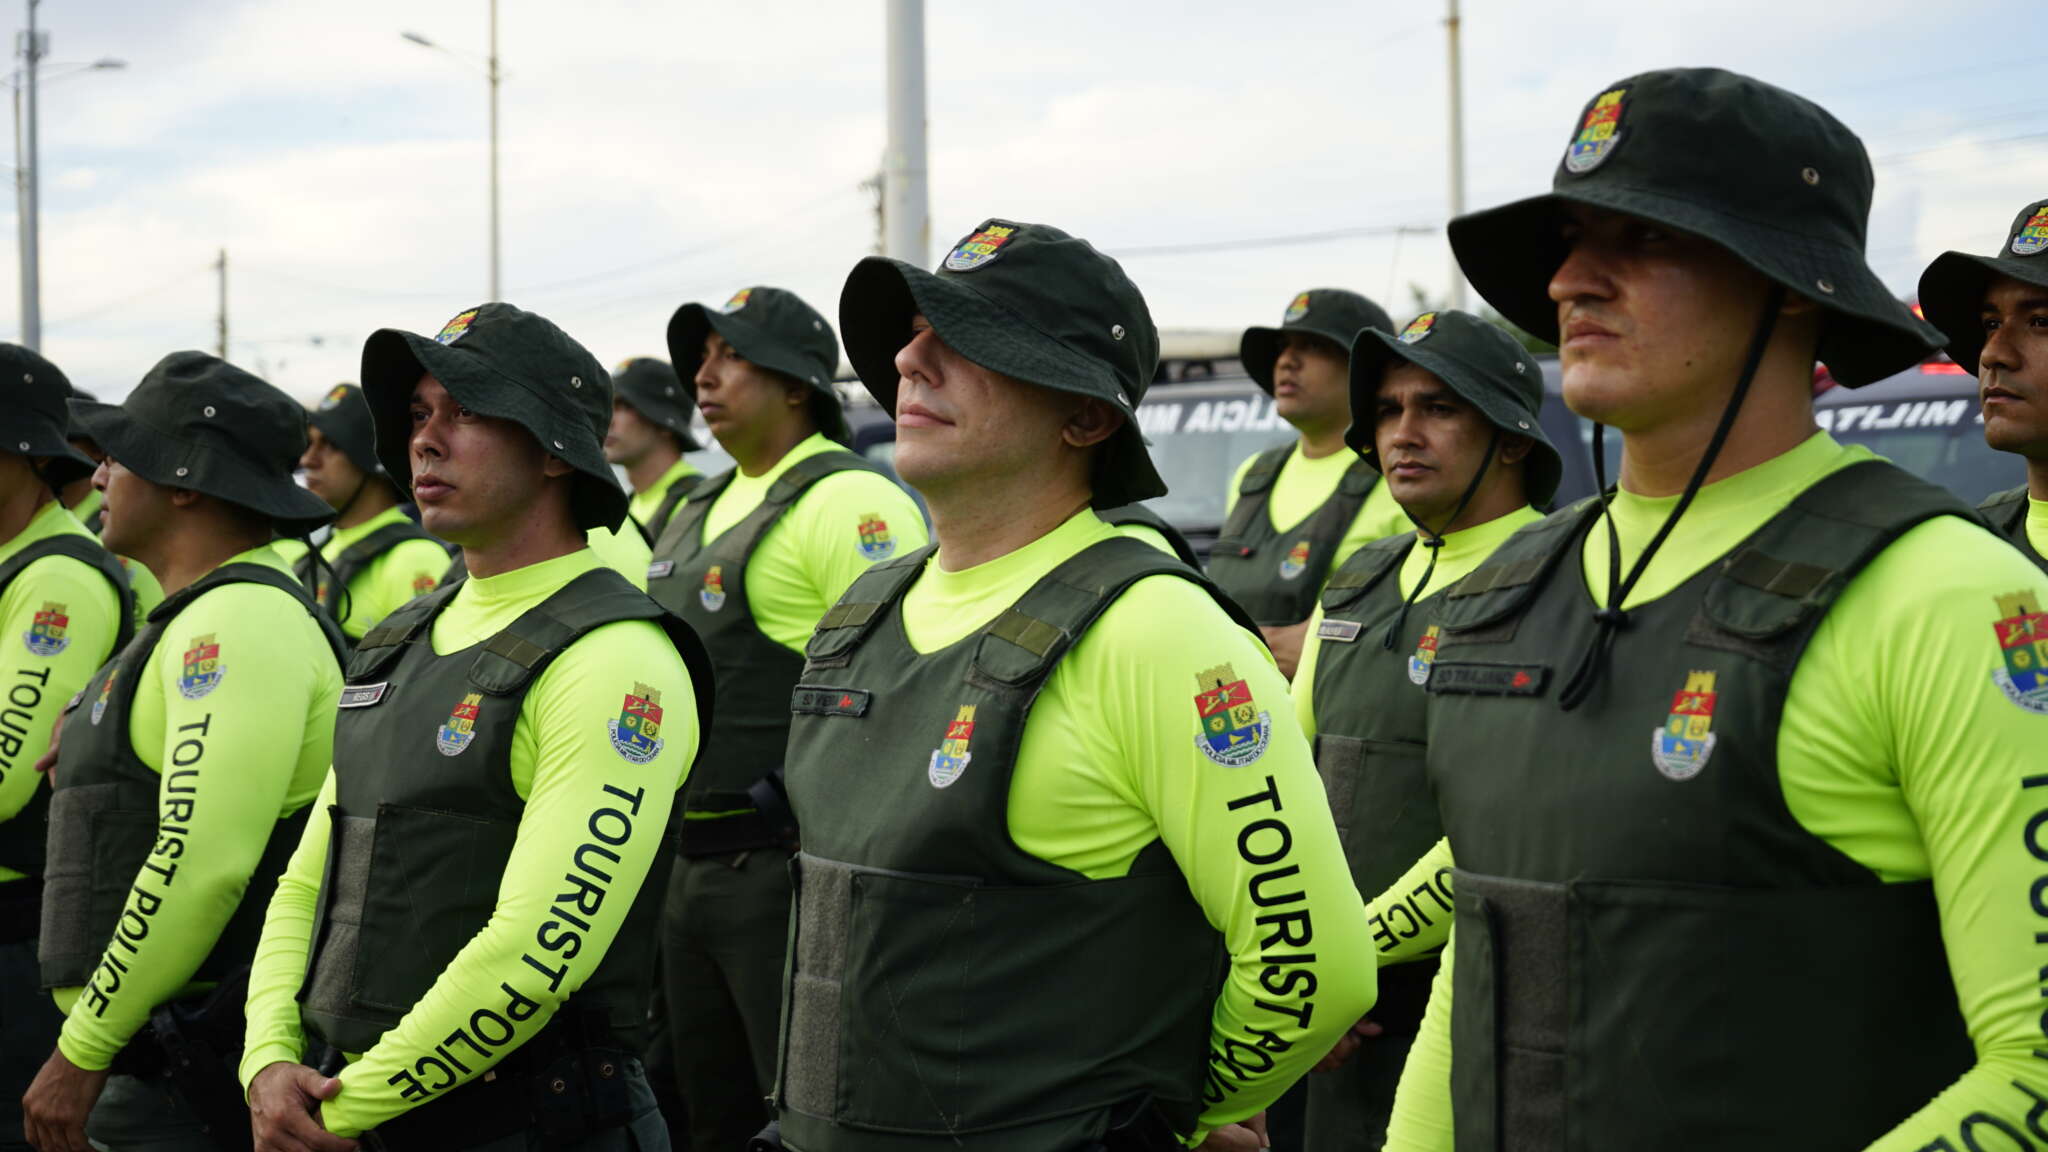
[347,584,456,682]
[1451,871,1567,1152]
[1311,734,1363,843]
[805,549,933,665]
[1320,535,1409,614]
[1979,484,2029,535]
[971,538,1221,688]
[466,572,660,696]
[1213,445,1290,550]
[301,812,377,1033]
[38,782,157,988]
[782,853,853,1119]
[1438,501,1596,633]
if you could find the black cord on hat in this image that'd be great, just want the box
[1381,427,1500,650]
[1556,282,1786,711]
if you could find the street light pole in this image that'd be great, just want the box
[1445,0,1467,311]
[882,0,928,268]
[487,0,498,300]
[19,0,39,349]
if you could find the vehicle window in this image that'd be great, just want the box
[1817,396,2012,503]
[1138,387,1295,531]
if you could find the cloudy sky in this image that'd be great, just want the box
[14,0,2041,401]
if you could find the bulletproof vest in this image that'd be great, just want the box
[293,518,446,629]
[1307,533,1443,1031]
[645,451,879,843]
[40,563,342,990]
[1097,502,1201,568]
[1207,444,1379,625]
[299,567,714,1055]
[774,536,1248,1152]
[636,471,705,546]
[0,533,136,875]
[1423,462,1975,1152]
[1978,484,2048,574]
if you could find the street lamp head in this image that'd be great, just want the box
[400,31,436,48]
[89,58,124,70]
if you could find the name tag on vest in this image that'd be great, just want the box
[647,561,676,579]
[1425,662,1548,697]
[791,685,871,717]
[338,682,391,709]
[1317,619,1364,643]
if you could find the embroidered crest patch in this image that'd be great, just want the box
[1992,591,2048,714]
[699,565,727,612]
[1283,292,1312,323]
[319,384,351,411]
[608,683,666,764]
[23,602,69,657]
[2014,204,2048,257]
[1564,87,1627,174]
[1195,664,1271,767]
[856,514,895,561]
[1407,625,1440,685]
[928,705,976,788]
[943,223,1017,273]
[90,667,118,726]
[411,572,438,596]
[437,692,482,756]
[1278,540,1311,581]
[1399,312,1438,345]
[435,308,479,345]
[1650,670,1718,780]
[178,634,224,699]
[721,288,753,313]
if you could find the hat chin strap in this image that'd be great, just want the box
[1381,427,1500,650]
[1555,282,1787,712]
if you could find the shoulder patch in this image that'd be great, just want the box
[856,513,896,561]
[23,601,69,656]
[1992,591,2048,714]
[410,571,438,597]
[1194,663,1271,767]
[178,633,225,699]
[608,683,667,764]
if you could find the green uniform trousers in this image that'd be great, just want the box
[1,934,65,1152]
[660,848,793,1152]
[82,1073,221,1152]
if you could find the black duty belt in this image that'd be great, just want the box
[0,877,41,945]
[678,775,798,858]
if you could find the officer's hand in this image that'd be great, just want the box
[21,1047,107,1152]
[1259,622,1309,681]
[32,713,63,778]
[1196,1111,1268,1151]
[1312,1015,1387,1072]
[248,1061,358,1152]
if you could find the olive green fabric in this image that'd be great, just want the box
[1918,197,2048,374]
[613,356,701,451]
[293,518,443,635]
[1449,68,1943,388]
[68,353,336,531]
[1097,502,1199,567]
[300,568,711,1054]
[1979,485,2048,574]
[1208,444,1379,624]
[775,537,1230,1151]
[360,302,630,533]
[1348,310,1562,508]
[668,287,849,444]
[0,343,94,484]
[839,218,1165,508]
[635,470,701,546]
[1423,462,1974,1149]
[1240,288,1394,394]
[40,563,339,989]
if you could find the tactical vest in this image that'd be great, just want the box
[299,567,713,1054]
[293,518,445,627]
[1978,484,2048,574]
[40,563,342,990]
[1207,444,1379,625]
[1423,462,1974,1152]
[0,534,136,875]
[645,451,879,853]
[636,471,705,546]
[1307,533,1442,1032]
[774,537,1248,1152]
[1098,502,1201,568]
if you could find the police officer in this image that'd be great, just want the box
[645,285,924,1152]
[1380,69,2048,1150]
[295,383,451,640]
[1290,311,1557,1152]
[0,350,134,1152]
[606,357,703,544]
[54,390,163,628]
[758,219,1375,1152]
[1918,197,2048,573]
[23,352,345,1152]
[1212,289,1407,678]
[239,303,710,1152]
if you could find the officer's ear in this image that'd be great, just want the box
[1498,432,1534,466]
[1061,397,1123,450]
[541,455,576,478]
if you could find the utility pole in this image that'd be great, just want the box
[214,248,227,359]
[18,0,40,349]
[486,0,499,300]
[1445,0,1467,310]
[881,0,928,268]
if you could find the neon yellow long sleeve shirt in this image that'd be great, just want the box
[2029,492,2047,559]
[1384,433,2048,1152]
[238,548,701,1137]
[1225,442,1410,584]
[52,544,340,1069]
[901,510,1376,1142]
[315,506,451,639]
[627,457,701,531]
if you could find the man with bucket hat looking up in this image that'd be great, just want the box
[606,356,704,544]
[21,352,346,1152]
[238,303,711,1152]
[294,383,451,642]
[756,219,1375,1152]
[1211,289,1408,679]
[0,348,136,1152]
[1919,198,2048,574]
[1368,69,2048,1151]
[1288,310,1554,1152]
[644,285,923,1152]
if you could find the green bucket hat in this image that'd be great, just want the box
[1240,288,1395,394]
[306,383,385,478]
[1,343,95,486]
[360,302,628,533]
[1448,67,1943,388]
[1917,197,2048,376]
[1345,310,1562,507]
[667,287,848,445]
[68,351,335,532]
[839,218,1164,508]
[612,356,701,451]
